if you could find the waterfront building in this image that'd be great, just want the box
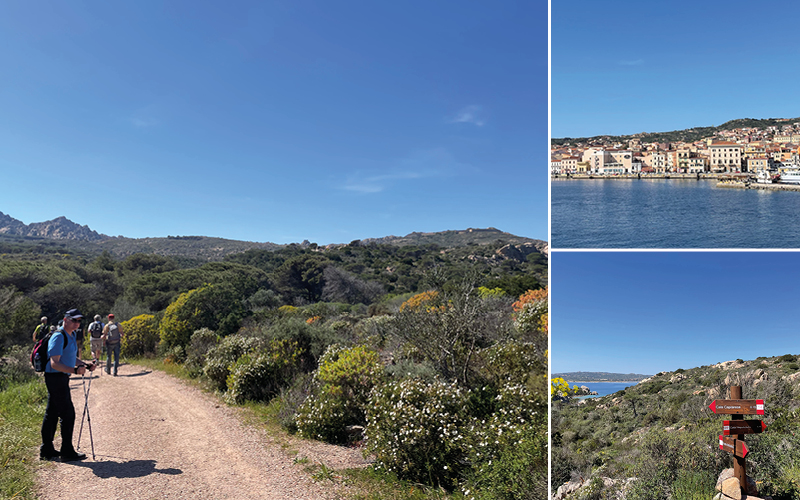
[709,141,743,172]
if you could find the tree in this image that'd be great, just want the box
[320,266,384,305]
[159,283,249,349]
[271,254,331,304]
[0,286,41,350]
[382,282,513,385]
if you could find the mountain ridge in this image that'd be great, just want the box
[0,210,546,261]
[551,116,800,145]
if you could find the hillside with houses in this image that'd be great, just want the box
[551,118,800,177]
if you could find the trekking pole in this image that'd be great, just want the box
[77,373,88,450]
[77,370,96,459]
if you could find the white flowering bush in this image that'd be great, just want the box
[514,299,546,334]
[365,378,468,488]
[295,387,353,443]
[462,383,547,500]
[295,344,384,443]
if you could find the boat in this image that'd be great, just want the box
[779,169,800,184]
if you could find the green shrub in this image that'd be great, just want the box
[163,344,185,364]
[185,328,219,377]
[276,373,313,433]
[0,345,36,390]
[365,378,468,488]
[295,344,384,443]
[671,470,716,500]
[225,339,305,404]
[778,354,797,363]
[481,340,545,391]
[121,314,160,357]
[203,335,261,391]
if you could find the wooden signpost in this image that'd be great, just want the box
[719,435,749,458]
[722,420,767,435]
[709,386,766,494]
[709,399,764,415]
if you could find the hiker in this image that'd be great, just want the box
[103,313,123,376]
[40,308,96,461]
[32,316,49,342]
[88,315,105,362]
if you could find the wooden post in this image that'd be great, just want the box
[731,385,746,492]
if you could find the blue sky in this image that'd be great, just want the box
[0,0,547,244]
[552,0,800,138]
[552,252,800,375]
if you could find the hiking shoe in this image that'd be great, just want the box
[60,451,87,462]
[39,446,60,460]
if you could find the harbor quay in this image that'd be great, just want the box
[552,172,800,191]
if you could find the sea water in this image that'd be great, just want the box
[552,179,800,248]
[569,381,640,398]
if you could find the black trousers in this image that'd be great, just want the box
[41,372,77,453]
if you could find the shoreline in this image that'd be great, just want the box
[552,174,800,191]
[565,380,643,384]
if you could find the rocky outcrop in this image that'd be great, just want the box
[495,242,544,261]
[0,211,105,241]
[574,385,598,396]
[713,468,768,500]
[553,476,633,500]
[0,211,28,235]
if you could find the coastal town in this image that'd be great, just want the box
[551,119,800,185]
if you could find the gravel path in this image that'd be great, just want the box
[36,363,370,500]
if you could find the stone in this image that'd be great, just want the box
[717,468,735,491]
[722,477,742,500]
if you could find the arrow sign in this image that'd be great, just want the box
[719,436,749,458]
[709,399,764,415]
[723,419,767,435]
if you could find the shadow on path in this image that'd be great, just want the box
[69,458,182,479]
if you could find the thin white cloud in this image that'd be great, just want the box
[341,148,469,194]
[131,117,159,128]
[448,105,485,126]
[130,104,161,128]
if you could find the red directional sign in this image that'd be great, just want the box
[723,420,767,435]
[709,399,764,415]
[719,436,749,458]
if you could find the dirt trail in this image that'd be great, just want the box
[36,363,369,500]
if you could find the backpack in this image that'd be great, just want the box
[106,323,121,344]
[90,321,103,338]
[31,330,68,373]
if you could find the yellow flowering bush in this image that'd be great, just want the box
[296,344,384,443]
[121,314,160,357]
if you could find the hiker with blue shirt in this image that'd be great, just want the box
[40,308,96,462]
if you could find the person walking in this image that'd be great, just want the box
[88,315,105,363]
[32,316,49,342]
[40,308,96,461]
[102,313,123,376]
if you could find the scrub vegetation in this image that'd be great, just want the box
[552,356,800,500]
[0,235,547,500]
